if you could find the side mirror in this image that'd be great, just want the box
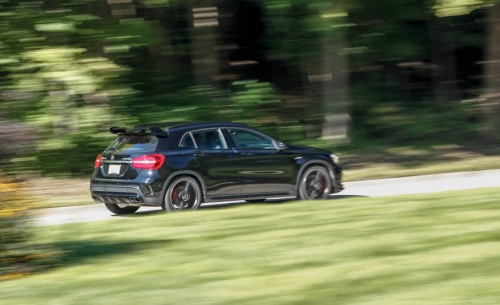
[274,140,287,151]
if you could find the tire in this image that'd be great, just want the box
[163,176,202,212]
[298,166,332,200]
[104,203,140,215]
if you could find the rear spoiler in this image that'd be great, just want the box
[109,126,169,138]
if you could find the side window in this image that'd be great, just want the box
[191,130,225,150]
[180,134,196,148]
[228,129,275,150]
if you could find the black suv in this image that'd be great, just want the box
[90,122,343,214]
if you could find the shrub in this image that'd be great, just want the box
[0,173,59,280]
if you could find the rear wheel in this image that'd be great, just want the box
[104,203,140,215]
[298,166,332,200]
[163,176,202,212]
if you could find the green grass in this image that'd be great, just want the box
[332,142,500,181]
[345,153,500,181]
[3,188,500,304]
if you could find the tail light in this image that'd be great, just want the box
[132,154,165,170]
[94,154,102,168]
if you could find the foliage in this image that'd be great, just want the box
[0,0,499,176]
[128,82,303,142]
[433,0,490,17]
[347,0,489,141]
[0,1,150,174]
[0,173,59,280]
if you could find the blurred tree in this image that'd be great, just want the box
[1,0,500,177]
[431,0,500,137]
[345,0,492,140]
[0,0,156,174]
[260,0,351,140]
[0,119,37,166]
[483,1,500,136]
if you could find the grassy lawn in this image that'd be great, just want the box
[2,187,500,304]
[332,142,500,181]
[345,153,500,181]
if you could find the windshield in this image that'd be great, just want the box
[105,135,158,153]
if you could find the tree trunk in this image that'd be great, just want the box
[429,14,459,111]
[320,31,350,142]
[483,2,500,137]
[190,4,220,85]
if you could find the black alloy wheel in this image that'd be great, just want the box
[163,176,202,212]
[298,166,332,200]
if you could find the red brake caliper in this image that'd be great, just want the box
[319,176,325,194]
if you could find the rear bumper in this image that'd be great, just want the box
[90,184,163,207]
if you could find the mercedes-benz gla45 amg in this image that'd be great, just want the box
[90,122,343,214]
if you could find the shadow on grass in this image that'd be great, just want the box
[330,195,369,199]
[199,201,247,210]
[54,239,176,266]
[119,209,164,217]
[199,198,312,210]
[106,194,369,216]
[198,195,368,210]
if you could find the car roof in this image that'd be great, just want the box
[134,122,250,134]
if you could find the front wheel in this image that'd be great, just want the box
[104,203,140,215]
[163,176,202,212]
[298,166,332,200]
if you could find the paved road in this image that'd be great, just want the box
[34,169,500,226]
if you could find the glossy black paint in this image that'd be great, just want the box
[90,122,343,207]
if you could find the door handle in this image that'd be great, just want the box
[240,152,254,156]
[194,153,207,157]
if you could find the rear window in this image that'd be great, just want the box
[105,135,158,153]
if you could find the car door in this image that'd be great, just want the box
[184,128,244,199]
[224,128,296,196]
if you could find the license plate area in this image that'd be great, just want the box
[108,164,122,175]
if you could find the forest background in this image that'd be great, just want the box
[1,0,500,175]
